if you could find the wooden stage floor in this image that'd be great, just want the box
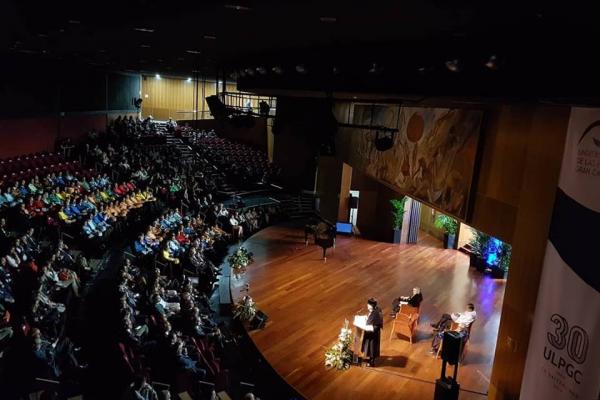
[230,224,506,400]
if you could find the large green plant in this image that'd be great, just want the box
[499,243,512,272]
[434,213,458,235]
[469,229,490,257]
[390,197,407,230]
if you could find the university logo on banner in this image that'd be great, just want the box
[520,107,600,400]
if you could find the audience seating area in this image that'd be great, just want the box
[0,116,289,400]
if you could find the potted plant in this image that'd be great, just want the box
[490,242,511,279]
[434,213,458,249]
[469,230,490,271]
[389,197,407,244]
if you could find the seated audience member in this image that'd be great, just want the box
[430,303,477,353]
[391,287,423,316]
[0,304,13,345]
[123,375,159,400]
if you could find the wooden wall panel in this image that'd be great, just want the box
[337,163,353,221]
[488,105,570,400]
[141,76,194,120]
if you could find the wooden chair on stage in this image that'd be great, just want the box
[435,321,475,363]
[399,303,421,324]
[389,305,419,344]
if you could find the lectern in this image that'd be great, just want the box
[352,314,368,364]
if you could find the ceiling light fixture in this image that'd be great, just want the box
[225,4,252,11]
[296,64,307,74]
[256,66,267,75]
[186,77,192,83]
[272,66,283,75]
[369,62,382,74]
[484,55,499,70]
[445,59,461,72]
[140,44,151,48]
[203,35,217,40]
[185,49,202,55]
[134,27,155,33]
[155,74,161,79]
[320,16,337,23]
[244,68,255,76]
[68,20,81,24]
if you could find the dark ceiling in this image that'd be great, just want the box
[3,1,600,100]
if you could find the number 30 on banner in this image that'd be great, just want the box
[547,313,589,364]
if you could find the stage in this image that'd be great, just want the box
[230,224,506,399]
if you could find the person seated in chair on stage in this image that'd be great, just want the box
[361,298,383,367]
[390,287,423,317]
[430,303,477,353]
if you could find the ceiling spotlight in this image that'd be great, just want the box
[238,70,247,78]
[332,66,340,75]
[369,62,382,74]
[203,35,217,40]
[244,68,255,76]
[229,72,238,79]
[185,49,202,55]
[374,131,395,152]
[225,4,252,11]
[296,64,307,74]
[320,16,337,23]
[445,59,461,73]
[134,27,155,33]
[155,74,161,79]
[186,77,192,83]
[272,66,283,75]
[485,55,499,70]
[256,66,267,75]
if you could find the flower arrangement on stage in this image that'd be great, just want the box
[324,320,354,370]
[228,247,254,271]
[233,295,257,322]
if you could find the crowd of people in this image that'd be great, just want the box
[0,115,287,399]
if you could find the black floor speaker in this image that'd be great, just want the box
[433,377,460,400]
[250,310,269,330]
[441,331,463,365]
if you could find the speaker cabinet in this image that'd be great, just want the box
[433,377,460,400]
[250,310,268,330]
[441,331,463,365]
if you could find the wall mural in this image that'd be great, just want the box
[344,105,483,220]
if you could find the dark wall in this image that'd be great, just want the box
[0,57,140,117]
[0,57,140,158]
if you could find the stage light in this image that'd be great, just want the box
[332,66,340,75]
[186,77,192,83]
[256,66,267,75]
[296,64,307,74]
[244,68,255,76]
[369,62,382,74]
[374,131,394,151]
[445,59,461,73]
[238,69,247,78]
[155,74,161,79]
[485,55,499,70]
[272,66,283,75]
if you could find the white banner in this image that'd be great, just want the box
[521,107,600,400]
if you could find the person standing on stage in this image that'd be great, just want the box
[362,298,383,367]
